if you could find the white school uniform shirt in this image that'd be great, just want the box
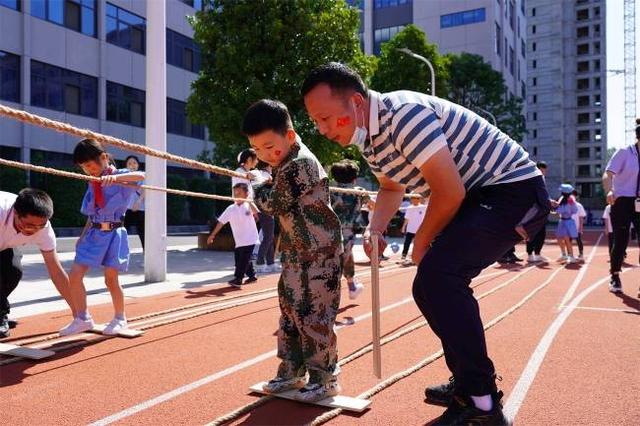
[602,205,613,233]
[403,204,428,234]
[0,191,56,252]
[572,201,587,230]
[231,167,261,200]
[217,202,260,248]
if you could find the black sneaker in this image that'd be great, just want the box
[425,376,456,406]
[244,276,258,284]
[433,391,510,426]
[8,319,18,329]
[228,279,243,288]
[609,275,622,293]
[0,315,10,338]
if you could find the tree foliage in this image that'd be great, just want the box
[187,0,376,168]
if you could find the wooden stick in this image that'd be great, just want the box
[370,234,382,378]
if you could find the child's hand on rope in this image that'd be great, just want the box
[100,175,117,186]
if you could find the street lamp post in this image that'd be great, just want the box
[472,105,497,127]
[396,47,435,96]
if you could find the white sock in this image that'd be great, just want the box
[471,394,493,411]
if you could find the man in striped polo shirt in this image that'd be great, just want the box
[303,63,549,425]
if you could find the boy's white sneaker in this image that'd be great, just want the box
[103,318,128,335]
[59,317,95,336]
[348,281,365,300]
[527,255,538,263]
[262,376,307,394]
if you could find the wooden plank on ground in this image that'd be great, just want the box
[249,382,371,413]
[91,324,144,338]
[0,342,55,360]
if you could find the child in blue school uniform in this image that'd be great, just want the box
[59,139,145,336]
[554,183,579,264]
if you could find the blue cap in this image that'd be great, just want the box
[559,183,574,194]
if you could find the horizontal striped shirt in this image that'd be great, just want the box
[359,90,540,195]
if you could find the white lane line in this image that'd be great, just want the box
[569,306,640,314]
[557,233,603,310]
[89,262,534,425]
[503,270,627,421]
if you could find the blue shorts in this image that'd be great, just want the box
[556,219,578,239]
[74,227,130,271]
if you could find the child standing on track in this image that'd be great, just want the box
[555,184,579,264]
[242,99,343,402]
[330,159,366,300]
[401,195,427,264]
[60,139,144,336]
[207,183,260,287]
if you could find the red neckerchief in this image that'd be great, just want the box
[91,166,114,209]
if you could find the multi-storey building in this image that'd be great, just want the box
[0,0,208,176]
[525,0,606,205]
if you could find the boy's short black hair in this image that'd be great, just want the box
[73,139,106,164]
[232,183,249,193]
[242,99,293,137]
[301,62,368,98]
[14,188,54,219]
[331,159,360,184]
[536,160,548,170]
[237,148,258,165]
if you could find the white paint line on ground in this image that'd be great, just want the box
[566,305,640,314]
[557,233,603,310]
[503,271,625,421]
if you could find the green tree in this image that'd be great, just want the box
[445,53,526,142]
[370,25,449,97]
[188,0,376,168]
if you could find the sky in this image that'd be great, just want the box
[606,0,639,148]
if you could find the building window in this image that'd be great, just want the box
[177,0,204,10]
[532,59,537,69]
[577,112,590,124]
[577,130,590,142]
[509,47,515,75]
[577,26,588,38]
[496,23,502,56]
[594,129,602,140]
[106,81,145,127]
[0,50,20,103]
[440,8,486,29]
[521,0,525,14]
[593,41,600,54]
[532,112,537,121]
[593,59,601,71]
[577,61,589,73]
[595,147,602,159]
[577,165,590,177]
[577,95,589,107]
[532,41,536,51]
[533,146,537,156]
[106,3,146,54]
[594,77,601,89]
[31,0,96,37]
[532,94,537,104]
[167,98,205,139]
[576,8,589,21]
[374,25,406,54]
[521,81,526,98]
[0,0,20,11]
[509,1,515,30]
[593,94,601,106]
[167,29,202,73]
[521,39,526,57]
[30,60,97,117]
[532,77,537,86]
[594,111,601,123]
[593,6,600,18]
[531,25,536,34]
[577,147,590,159]
[532,129,537,138]
[577,43,589,55]
[531,7,535,17]
[593,24,600,37]
[374,0,411,9]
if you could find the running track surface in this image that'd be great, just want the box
[2,231,639,425]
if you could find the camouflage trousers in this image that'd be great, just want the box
[341,228,356,279]
[276,253,342,384]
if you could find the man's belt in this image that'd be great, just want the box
[91,221,123,231]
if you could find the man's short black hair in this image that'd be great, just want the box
[14,188,54,219]
[301,62,367,98]
[331,159,360,184]
[232,183,249,193]
[536,160,548,170]
[242,99,292,137]
[73,138,106,164]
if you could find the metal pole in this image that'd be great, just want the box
[370,234,382,378]
[473,106,498,127]
[397,48,435,96]
[144,0,167,282]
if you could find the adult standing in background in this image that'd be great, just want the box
[254,161,277,273]
[124,155,145,249]
[602,118,640,296]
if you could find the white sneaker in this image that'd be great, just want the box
[255,264,267,274]
[537,255,549,263]
[527,255,538,263]
[295,380,341,402]
[59,317,95,336]
[349,281,365,300]
[565,256,578,264]
[103,318,128,336]
[557,255,568,263]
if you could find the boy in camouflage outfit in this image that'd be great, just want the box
[242,99,344,402]
[330,159,368,300]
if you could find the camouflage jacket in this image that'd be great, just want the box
[253,141,343,263]
[330,183,368,234]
